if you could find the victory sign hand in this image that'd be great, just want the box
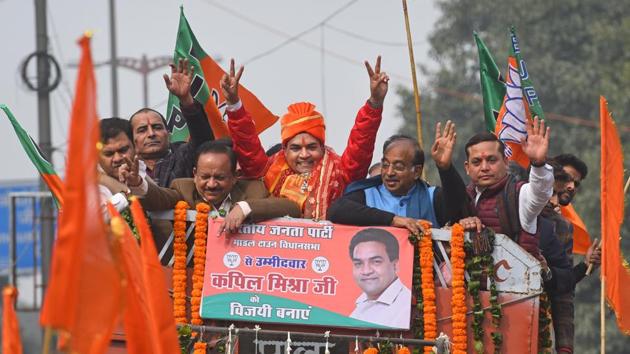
[365,55,389,108]
[220,58,244,105]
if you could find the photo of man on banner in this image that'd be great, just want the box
[349,228,412,328]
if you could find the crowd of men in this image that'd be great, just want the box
[96,58,599,353]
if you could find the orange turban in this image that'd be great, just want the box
[280,102,325,145]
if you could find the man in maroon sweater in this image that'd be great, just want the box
[457,118,553,259]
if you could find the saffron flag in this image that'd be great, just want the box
[39,34,123,353]
[166,6,278,141]
[600,96,630,335]
[109,208,162,354]
[474,32,505,132]
[0,105,64,208]
[129,197,180,353]
[2,286,23,354]
[495,27,545,168]
[560,204,591,255]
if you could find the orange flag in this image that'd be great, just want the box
[39,34,123,353]
[109,210,160,354]
[560,204,591,255]
[129,197,180,353]
[600,95,630,335]
[108,202,179,354]
[2,286,23,354]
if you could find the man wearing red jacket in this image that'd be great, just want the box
[221,57,389,219]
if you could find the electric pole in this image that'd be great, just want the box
[34,0,55,299]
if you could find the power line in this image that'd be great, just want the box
[324,23,425,47]
[198,0,409,78]
[46,4,75,147]
[192,0,624,132]
[200,0,360,65]
[243,0,360,64]
[46,6,75,113]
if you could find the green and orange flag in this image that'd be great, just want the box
[474,32,505,132]
[0,105,64,208]
[166,6,278,141]
[476,29,591,253]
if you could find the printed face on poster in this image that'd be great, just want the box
[201,218,414,329]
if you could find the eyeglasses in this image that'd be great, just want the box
[381,161,415,173]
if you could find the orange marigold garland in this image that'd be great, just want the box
[173,200,190,324]
[450,224,467,354]
[396,346,411,354]
[419,220,436,353]
[363,348,378,354]
[193,341,207,354]
[191,202,210,325]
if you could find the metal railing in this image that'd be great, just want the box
[7,191,55,311]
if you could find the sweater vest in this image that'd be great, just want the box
[467,175,541,258]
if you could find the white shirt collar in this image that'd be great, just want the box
[355,278,404,305]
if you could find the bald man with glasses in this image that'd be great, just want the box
[328,122,467,234]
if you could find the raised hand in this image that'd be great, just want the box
[220,58,244,105]
[119,155,142,187]
[521,116,550,165]
[431,120,457,170]
[163,58,195,107]
[365,55,389,108]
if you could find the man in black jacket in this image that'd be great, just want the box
[328,121,467,234]
[129,59,215,187]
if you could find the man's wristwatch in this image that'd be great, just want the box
[542,267,553,282]
[530,159,546,168]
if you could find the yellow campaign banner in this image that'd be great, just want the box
[201,218,415,330]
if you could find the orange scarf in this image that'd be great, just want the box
[264,147,345,220]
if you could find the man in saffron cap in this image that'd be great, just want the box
[222,57,388,219]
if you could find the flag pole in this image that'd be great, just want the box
[42,326,52,354]
[401,0,423,150]
[601,274,605,354]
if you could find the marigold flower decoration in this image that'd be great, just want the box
[193,341,207,354]
[363,348,379,354]
[191,202,210,325]
[173,200,190,324]
[397,346,411,354]
[419,220,436,353]
[450,223,467,354]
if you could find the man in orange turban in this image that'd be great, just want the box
[222,57,388,219]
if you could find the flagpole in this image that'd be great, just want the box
[42,326,52,354]
[601,274,605,354]
[401,0,423,150]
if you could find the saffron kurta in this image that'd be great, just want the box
[227,102,383,219]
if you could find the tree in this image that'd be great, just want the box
[396,0,630,350]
